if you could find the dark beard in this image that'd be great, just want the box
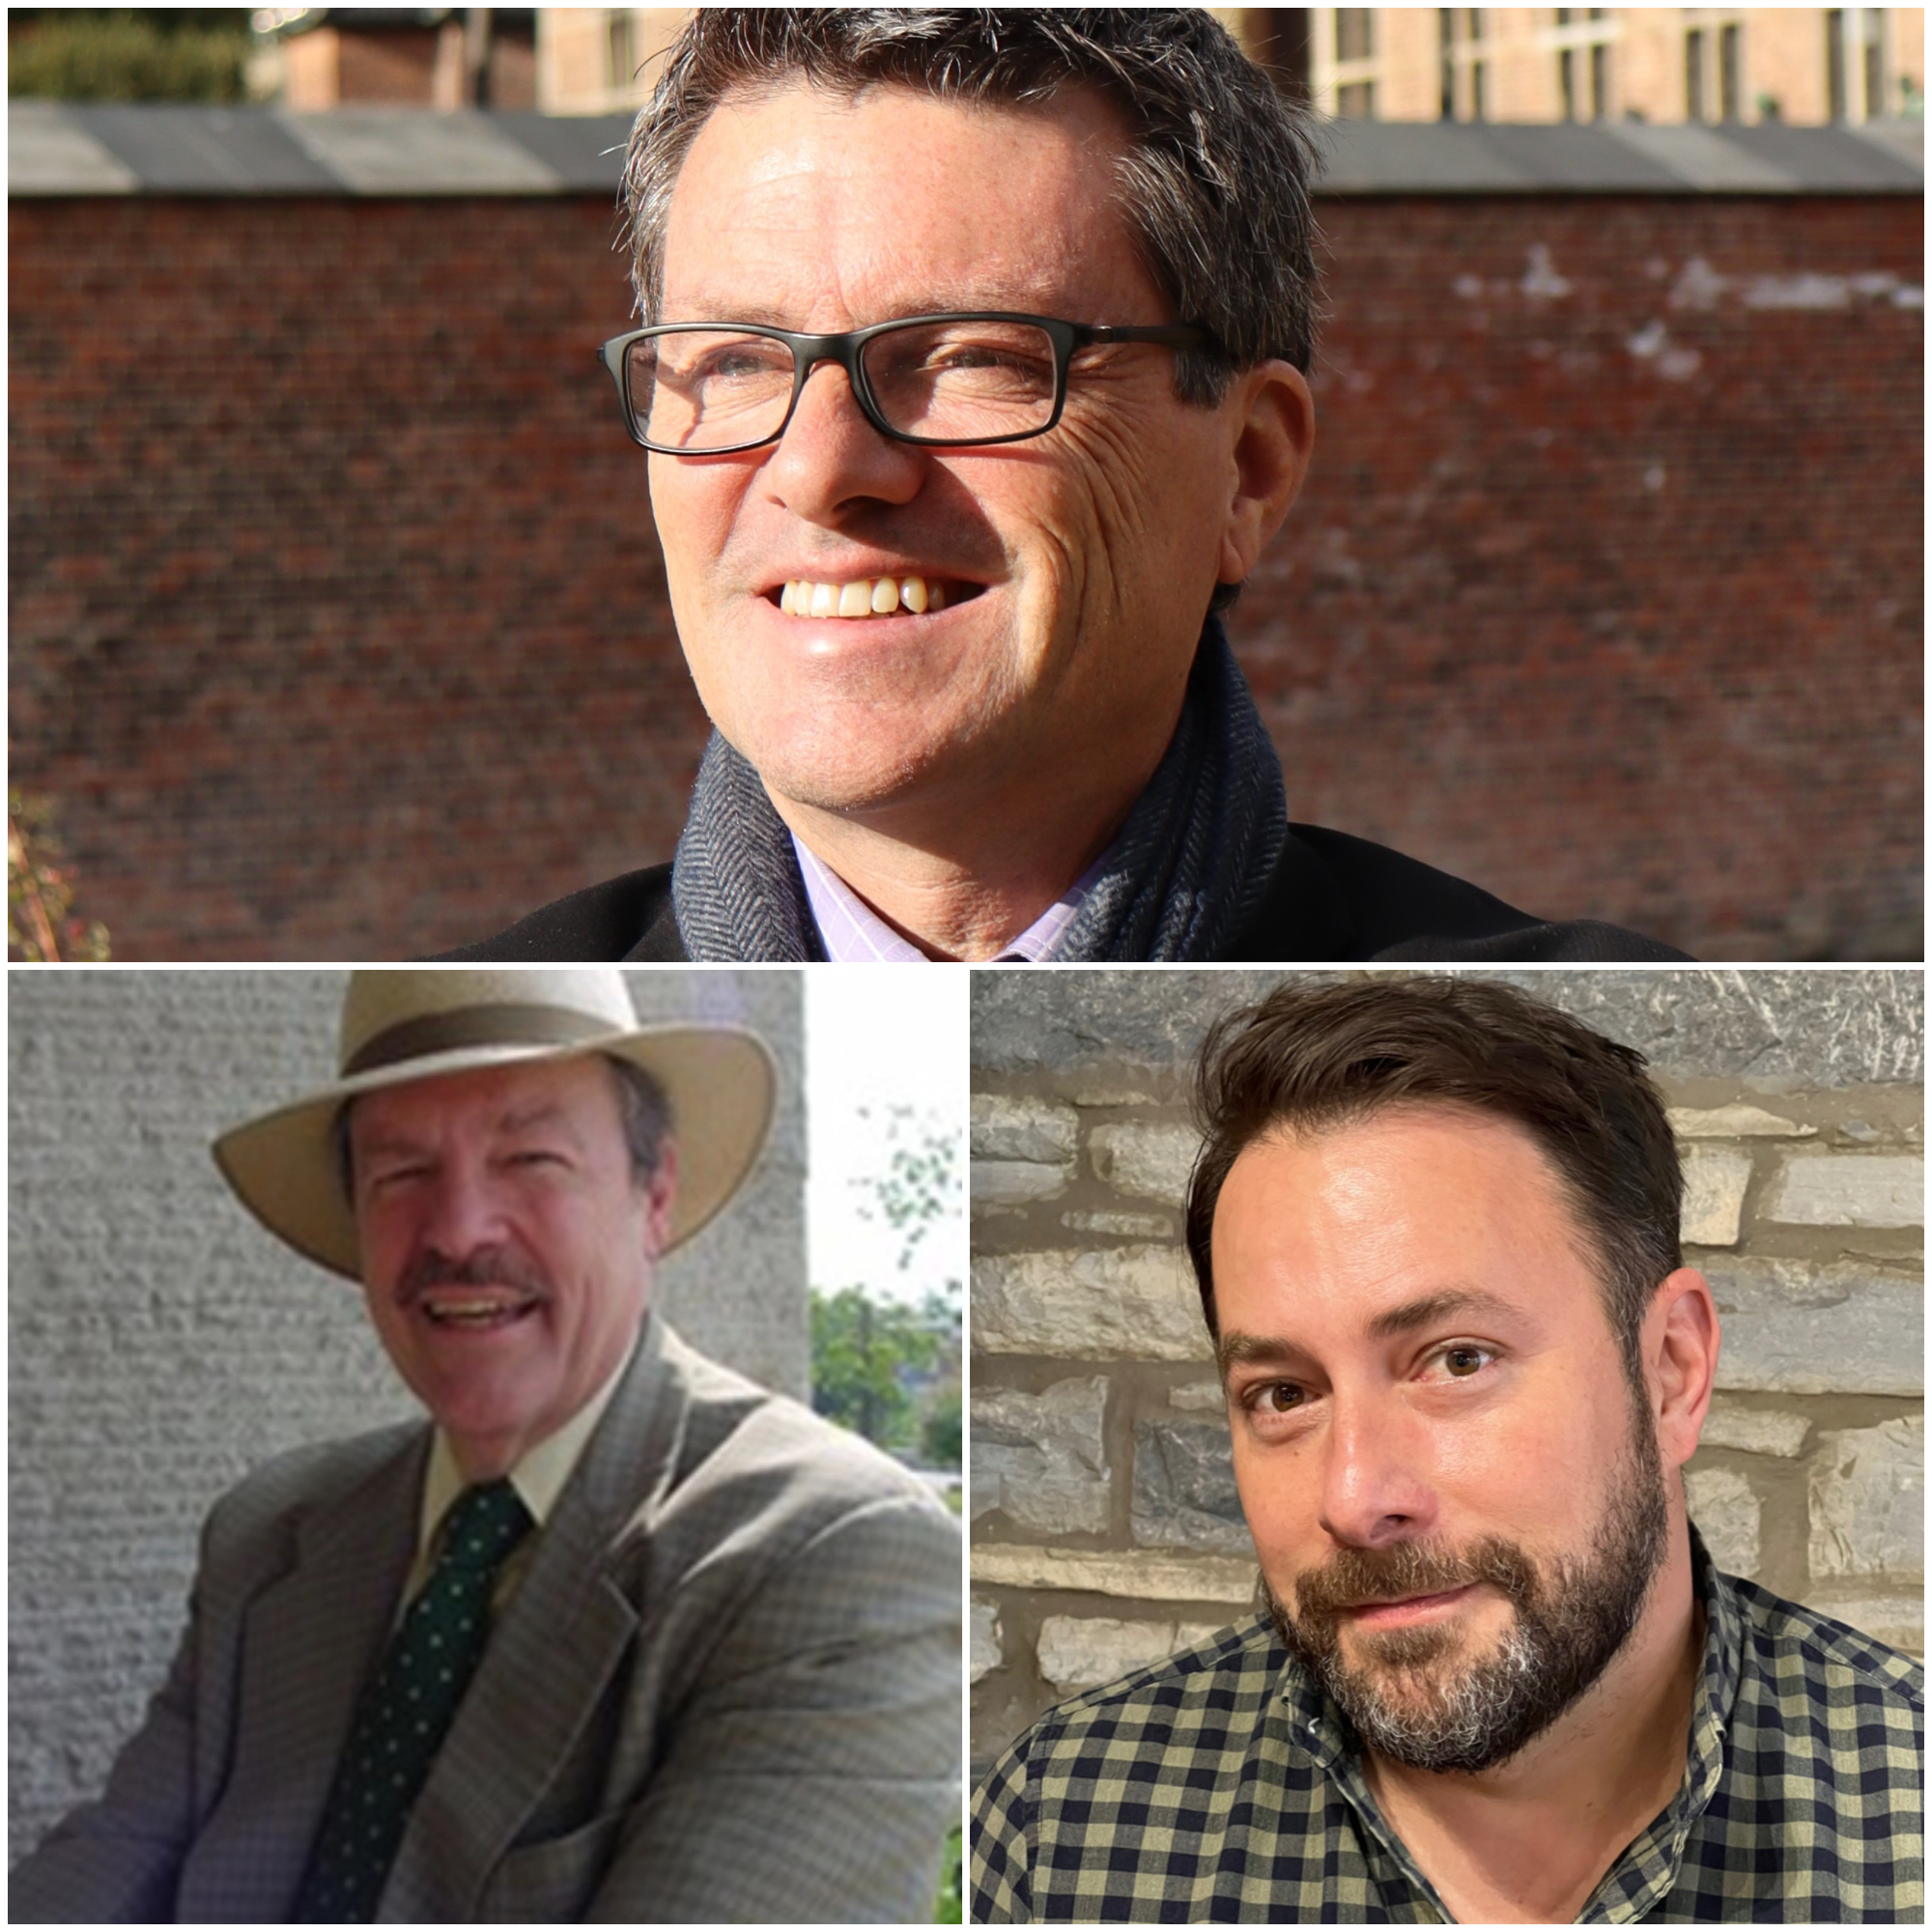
[1264,1397,1670,1775]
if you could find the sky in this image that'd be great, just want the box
[805,969,968,1307]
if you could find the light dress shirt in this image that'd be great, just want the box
[793,834,1092,962]
[403,1350,630,1613]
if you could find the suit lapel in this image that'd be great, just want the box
[178,1433,425,1923]
[379,1321,690,1921]
[621,889,687,960]
[1226,825,1362,961]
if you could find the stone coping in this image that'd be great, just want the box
[10,101,1922,197]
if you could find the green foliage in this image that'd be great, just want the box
[810,1099,962,1462]
[855,1102,961,1279]
[921,1380,962,1468]
[9,11,254,102]
[810,1285,957,1462]
[8,790,110,962]
[934,1822,963,1922]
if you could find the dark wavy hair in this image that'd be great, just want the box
[617,6,1321,406]
[1185,978,1683,1388]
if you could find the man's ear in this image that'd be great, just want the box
[1216,360,1316,590]
[641,1142,680,1256]
[1646,1267,1720,1472]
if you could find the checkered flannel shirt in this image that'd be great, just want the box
[971,1530,1923,1921]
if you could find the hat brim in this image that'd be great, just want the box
[211,1025,778,1280]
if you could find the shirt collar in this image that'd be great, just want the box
[792,832,1096,962]
[1279,1523,1744,1922]
[416,1345,631,1558]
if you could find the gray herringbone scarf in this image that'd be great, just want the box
[670,618,1287,961]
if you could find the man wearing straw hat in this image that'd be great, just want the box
[10,969,961,1925]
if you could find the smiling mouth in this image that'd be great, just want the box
[771,573,985,618]
[416,1292,540,1331]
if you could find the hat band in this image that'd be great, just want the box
[343,1005,618,1078]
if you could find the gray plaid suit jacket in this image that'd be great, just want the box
[10,1317,963,1923]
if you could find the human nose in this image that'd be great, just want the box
[414,1157,506,1263]
[761,356,924,522]
[1315,1385,1438,1549]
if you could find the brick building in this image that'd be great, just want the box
[530,10,1924,127]
[254,7,539,112]
[7,108,1922,959]
[1307,7,1925,126]
[968,969,1924,1776]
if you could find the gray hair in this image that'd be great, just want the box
[617,7,1321,407]
[333,1056,674,1203]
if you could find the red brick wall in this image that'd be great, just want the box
[9,192,1920,959]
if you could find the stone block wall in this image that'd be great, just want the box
[8,967,806,1864]
[969,970,1924,1775]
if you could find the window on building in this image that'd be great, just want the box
[1331,8,1376,119]
[1719,21,1742,120]
[1435,10,1487,123]
[1862,11,1887,119]
[607,8,634,93]
[1686,26,1706,120]
[1827,10,1847,119]
[1556,9,1612,124]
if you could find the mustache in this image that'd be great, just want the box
[399,1244,550,1304]
[1292,1535,1540,1624]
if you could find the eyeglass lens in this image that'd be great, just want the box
[626,321,1061,449]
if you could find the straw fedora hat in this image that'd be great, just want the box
[212,969,778,1280]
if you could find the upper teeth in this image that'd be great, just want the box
[427,1295,523,1321]
[780,575,943,617]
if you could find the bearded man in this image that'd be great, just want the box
[449,9,1685,964]
[970,977,1921,1922]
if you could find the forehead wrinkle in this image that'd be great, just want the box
[496,1097,576,1137]
[662,84,1145,330]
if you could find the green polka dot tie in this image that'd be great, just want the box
[295,1479,534,1923]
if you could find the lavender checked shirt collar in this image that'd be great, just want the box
[791,835,1094,963]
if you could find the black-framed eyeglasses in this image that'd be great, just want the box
[595,311,1213,454]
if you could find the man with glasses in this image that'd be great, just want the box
[449,8,1682,964]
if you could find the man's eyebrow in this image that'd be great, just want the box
[667,292,1059,329]
[497,1100,574,1137]
[1215,1330,1301,1378]
[1363,1288,1526,1342]
[671,302,795,328]
[1216,1290,1530,1378]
